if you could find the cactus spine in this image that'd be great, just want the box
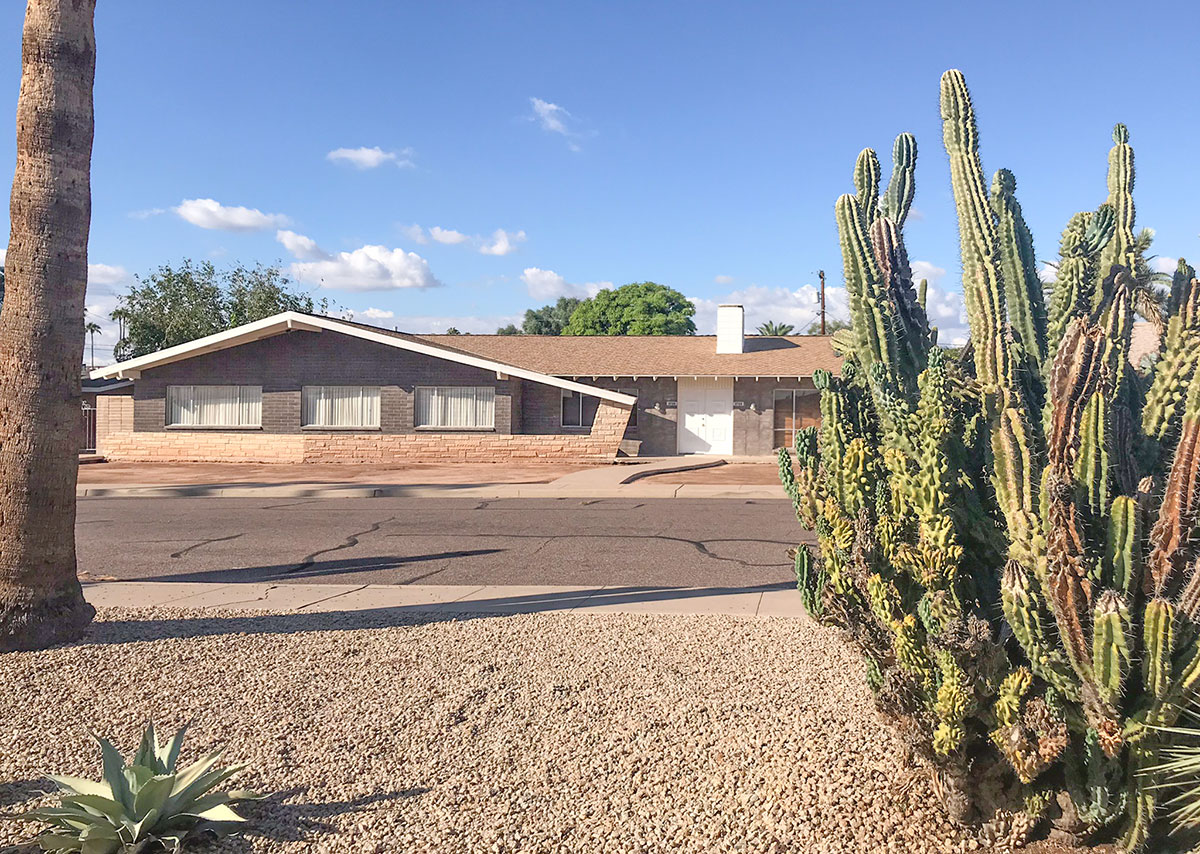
[782,68,1200,851]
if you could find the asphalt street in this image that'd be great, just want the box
[77,497,810,588]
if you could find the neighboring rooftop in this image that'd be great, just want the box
[416,333,842,378]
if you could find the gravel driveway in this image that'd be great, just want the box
[2,608,976,853]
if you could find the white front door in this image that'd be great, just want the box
[677,377,733,455]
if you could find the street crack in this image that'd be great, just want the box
[170,533,245,559]
[284,517,395,575]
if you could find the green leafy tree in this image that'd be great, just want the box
[445,326,461,335]
[562,282,696,335]
[522,296,580,335]
[226,262,316,327]
[757,320,795,335]
[112,260,316,360]
[496,323,522,335]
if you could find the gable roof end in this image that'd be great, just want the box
[89,312,636,405]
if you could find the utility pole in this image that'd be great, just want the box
[819,270,826,335]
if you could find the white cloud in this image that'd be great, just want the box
[278,231,441,291]
[1152,256,1179,275]
[479,228,526,256]
[361,307,395,320]
[276,229,330,261]
[326,146,415,169]
[128,207,165,220]
[520,267,609,301]
[174,198,289,232]
[529,97,583,151]
[87,263,129,289]
[387,313,523,334]
[1038,262,1058,284]
[429,226,468,245]
[909,260,947,287]
[714,274,734,285]
[399,224,428,245]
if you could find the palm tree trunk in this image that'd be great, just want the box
[0,0,97,650]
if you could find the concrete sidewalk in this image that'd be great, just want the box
[83,580,806,617]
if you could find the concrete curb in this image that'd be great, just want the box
[77,482,788,500]
[82,580,807,618]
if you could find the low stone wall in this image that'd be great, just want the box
[97,398,632,463]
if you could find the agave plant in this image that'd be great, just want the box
[17,723,261,853]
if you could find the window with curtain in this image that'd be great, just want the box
[167,385,262,427]
[560,390,599,428]
[414,386,495,428]
[302,386,381,428]
[773,389,821,450]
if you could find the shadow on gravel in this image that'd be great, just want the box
[0,778,46,808]
[220,786,430,851]
[83,583,797,647]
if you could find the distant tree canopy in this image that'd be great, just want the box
[495,323,522,335]
[444,326,462,335]
[804,317,851,335]
[562,282,695,336]
[522,297,580,335]
[111,260,318,360]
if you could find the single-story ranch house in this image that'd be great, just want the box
[89,305,839,463]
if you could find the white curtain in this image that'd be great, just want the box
[167,385,261,427]
[415,386,495,428]
[303,386,381,427]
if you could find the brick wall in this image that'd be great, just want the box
[520,376,679,456]
[100,399,633,463]
[132,331,517,435]
[95,394,134,454]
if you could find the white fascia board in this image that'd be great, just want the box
[91,311,636,406]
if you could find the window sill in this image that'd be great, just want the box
[415,426,496,433]
[165,424,262,431]
[301,425,382,432]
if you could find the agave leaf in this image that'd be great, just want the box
[130,806,160,840]
[160,724,188,774]
[126,764,153,791]
[79,837,120,854]
[60,794,127,822]
[90,734,133,811]
[36,832,85,852]
[45,775,113,800]
[18,807,96,829]
[193,803,246,823]
[167,749,226,798]
[168,762,245,812]
[131,723,157,772]
[132,774,175,821]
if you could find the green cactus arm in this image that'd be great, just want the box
[1045,207,1115,362]
[881,133,917,229]
[1104,496,1141,595]
[836,194,893,375]
[990,168,1048,368]
[1091,590,1131,706]
[1096,124,1137,290]
[1143,270,1200,444]
[853,148,882,226]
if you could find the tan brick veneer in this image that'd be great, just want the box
[96,395,632,463]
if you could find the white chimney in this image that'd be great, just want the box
[716,304,744,354]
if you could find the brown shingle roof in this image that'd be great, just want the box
[413,333,842,378]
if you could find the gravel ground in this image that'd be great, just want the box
[1,608,992,853]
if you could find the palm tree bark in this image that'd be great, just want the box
[0,0,96,650]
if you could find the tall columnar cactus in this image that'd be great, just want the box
[783,69,1200,852]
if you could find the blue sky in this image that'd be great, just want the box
[1,1,1198,362]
